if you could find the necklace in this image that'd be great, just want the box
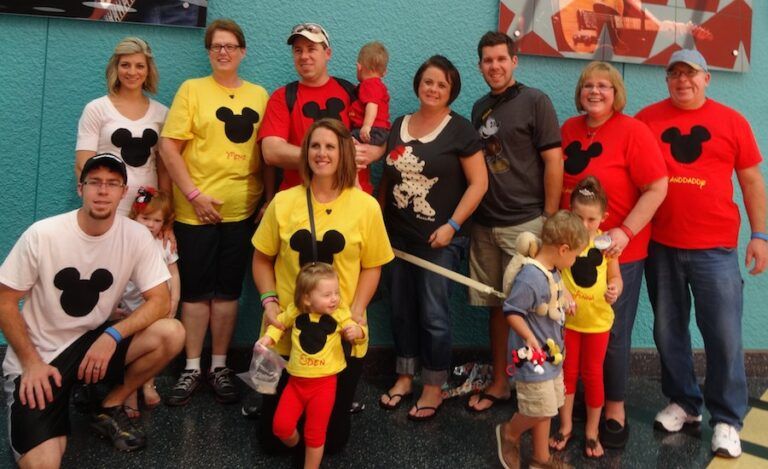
[213,77,241,99]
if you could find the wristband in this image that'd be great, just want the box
[104,326,122,344]
[261,296,279,308]
[447,218,461,232]
[259,290,277,301]
[751,232,768,242]
[185,188,201,201]
[619,224,635,241]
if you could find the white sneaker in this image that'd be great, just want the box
[654,403,702,432]
[711,423,742,458]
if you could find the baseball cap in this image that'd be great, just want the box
[667,49,708,72]
[80,153,128,184]
[287,23,330,48]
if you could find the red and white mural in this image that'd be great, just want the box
[499,0,752,72]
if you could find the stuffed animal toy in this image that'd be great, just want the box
[506,339,565,375]
[502,231,566,322]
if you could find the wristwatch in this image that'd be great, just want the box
[750,232,768,242]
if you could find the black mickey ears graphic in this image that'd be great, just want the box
[301,97,346,122]
[110,128,158,167]
[661,125,711,164]
[295,313,338,354]
[53,267,113,317]
[289,229,346,266]
[564,141,603,175]
[570,248,603,288]
[216,106,261,143]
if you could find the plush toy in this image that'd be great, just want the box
[502,231,566,322]
[545,338,564,366]
[506,339,565,376]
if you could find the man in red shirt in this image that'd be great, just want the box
[258,23,383,193]
[636,49,767,459]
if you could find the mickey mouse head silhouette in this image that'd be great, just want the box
[111,128,158,167]
[302,98,346,122]
[295,313,338,354]
[661,126,711,164]
[564,141,603,175]
[570,248,603,288]
[53,267,113,317]
[216,107,261,143]
[290,229,346,266]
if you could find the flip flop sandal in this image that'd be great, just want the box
[379,391,412,411]
[407,402,441,422]
[584,437,605,459]
[465,392,508,413]
[549,431,572,451]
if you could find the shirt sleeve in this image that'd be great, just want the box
[626,119,667,188]
[532,92,562,151]
[455,116,483,157]
[131,230,171,294]
[76,100,102,151]
[0,226,39,292]
[161,80,194,141]
[733,112,763,169]
[360,197,395,268]
[163,243,179,265]
[252,197,280,256]
[257,87,290,142]
[265,304,297,343]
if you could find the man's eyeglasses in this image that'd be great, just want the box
[208,43,241,54]
[81,179,125,190]
[581,84,614,92]
[666,69,700,80]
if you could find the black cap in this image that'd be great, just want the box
[80,153,128,184]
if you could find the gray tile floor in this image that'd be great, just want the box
[3,374,767,468]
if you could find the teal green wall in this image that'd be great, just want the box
[1,1,767,349]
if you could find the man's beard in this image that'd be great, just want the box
[87,207,113,220]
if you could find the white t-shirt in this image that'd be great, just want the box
[76,96,169,216]
[0,211,170,377]
[121,237,178,312]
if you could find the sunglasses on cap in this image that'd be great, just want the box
[290,22,330,46]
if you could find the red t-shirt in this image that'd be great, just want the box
[636,98,762,249]
[560,113,666,263]
[348,77,390,130]
[258,78,372,193]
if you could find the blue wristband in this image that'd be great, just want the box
[751,232,768,242]
[447,218,461,232]
[104,326,122,344]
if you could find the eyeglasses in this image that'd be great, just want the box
[81,179,125,190]
[666,69,701,79]
[208,43,241,54]
[582,84,614,92]
[290,23,330,45]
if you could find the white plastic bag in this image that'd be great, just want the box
[237,343,287,395]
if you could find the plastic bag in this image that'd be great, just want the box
[237,343,287,395]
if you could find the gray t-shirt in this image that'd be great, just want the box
[503,263,565,382]
[471,84,561,227]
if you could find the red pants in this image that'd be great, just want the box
[273,374,337,448]
[563,329,610,408]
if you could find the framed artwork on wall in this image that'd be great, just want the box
[0,0,207,28]
[499,0,752,72]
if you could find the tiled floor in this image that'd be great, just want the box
[3,374,767,468]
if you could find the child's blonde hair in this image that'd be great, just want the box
[294,262,338,314]
[357,41,389,75]
[570,175,608,212]
[129,187,173,227]
[542,210,589,251]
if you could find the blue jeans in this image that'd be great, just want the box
[645,242,746,429]
[603,260,644,402]
[389,235,468,386]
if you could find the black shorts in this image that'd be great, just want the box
[4,323,132,459]
[174,217,255,302]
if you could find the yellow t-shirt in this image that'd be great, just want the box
[253,186,394,357]
[266,303,366,378]
[162,76,269,224]
[562,235,614,333]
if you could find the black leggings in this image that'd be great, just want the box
[258,357,364,455]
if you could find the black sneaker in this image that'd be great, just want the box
[90,406,146,452]
[208,367,239,404]
[165,369,202,406]
[600,418,630,449]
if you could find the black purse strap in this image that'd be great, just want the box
[306,187,318,263]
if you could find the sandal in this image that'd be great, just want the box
[549,431,572,451]
[407,402,441,422]
[584,437,605,459]
[379,391,412,411]
[123,405,140,420]
[466,391,511,413]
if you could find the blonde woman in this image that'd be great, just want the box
[76,37,169,216]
